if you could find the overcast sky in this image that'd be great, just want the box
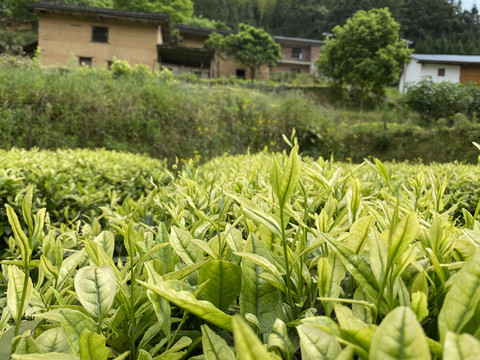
[461,0,480,10]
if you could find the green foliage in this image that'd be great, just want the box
[0,58,330,161]
[182,15,230,29]
[193,0,480,56]
[406,79,480,121]
[317,8,412,99]
[0,29,37,55]
[113,0,193,23]
[2,147,480,358]
[222,23,281,80]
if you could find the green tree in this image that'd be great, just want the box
[317,7,412,105]
[113,0,193,23]
[204,32,228,76]
[221,23,281,80]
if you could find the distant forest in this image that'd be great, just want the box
[2,0,480,54]
[193,0,480,54]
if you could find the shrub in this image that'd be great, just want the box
[406,79,477,120]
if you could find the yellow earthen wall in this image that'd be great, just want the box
[181,34,206,48]
[212,55,269,81]
[38,13,160,70]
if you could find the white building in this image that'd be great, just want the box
[399,54,480,93]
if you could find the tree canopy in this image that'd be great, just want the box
[113,0,193,23]
[317,8,412,100]
[193,0,480,55]
[3,0,193,25]
[207,23,281,80]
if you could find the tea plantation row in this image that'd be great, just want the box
[1,147,480,359]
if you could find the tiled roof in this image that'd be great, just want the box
[412,54,480,64]
[273,36,324,45]
[174,25,233,38]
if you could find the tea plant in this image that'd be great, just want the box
[1,146,480,359]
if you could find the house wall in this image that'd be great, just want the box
[399,60,460,92]
[37,13,160,70]
[273,63,310,74]
[179,33,269,80]
[181,34,205,48]
[421,63,460,83]
[280,45,311,61]
[212,55,269,81]
[275,43,322,75]
[310,45,321,74]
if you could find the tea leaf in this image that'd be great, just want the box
[11,354,79,360]
[319,232,382,311]
[35,309,97,355]
[35,327,71,354]
[137,350,153,360]
[267,319,294,360]
[317,257,332,299]
[0,320,38,359]
[410,292,428,322]
[7,207,31,260]
[232,316,277,360]
[145,263,171,340]
[74,265,117,320]
[22,185,34,236]
[7,266,33,322]
[367,228,387,286]
[162,260,209,281]
[170,226,203,265]
[137,279,233,331]
[58,250,87,288]
[369,307,430,360]
[239,235,284,333]
[13,332,38,355]
[438,247,480,341]
[198,260,242,311]
[233,196,282,238]
[297,324,341,360]
[93,231,115,259]
[271,145,301,208]
[201,324,235,360]
[347,216,374,254]
[444,331,480,359]
[334,304,367,330]
[235,252,284,285]
[374,158,391,189]
[336,346,355,360]
[388,213,419,265]
[79,329,110,360]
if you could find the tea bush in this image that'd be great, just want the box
[2,147,480,359]
[0,148,168,244]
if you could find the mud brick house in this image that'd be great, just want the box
[25,2,170,71]
[158,24,270,80]
[24,2,323,80]
[273,36,323,75]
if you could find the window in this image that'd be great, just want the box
[79,56,92,67]
[438,68,445,76]
[291,68,301,74]
[92,26,109,43]
[292,47,302,59]
[236,69,246,79]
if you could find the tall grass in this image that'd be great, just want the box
[0,57,333,161]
